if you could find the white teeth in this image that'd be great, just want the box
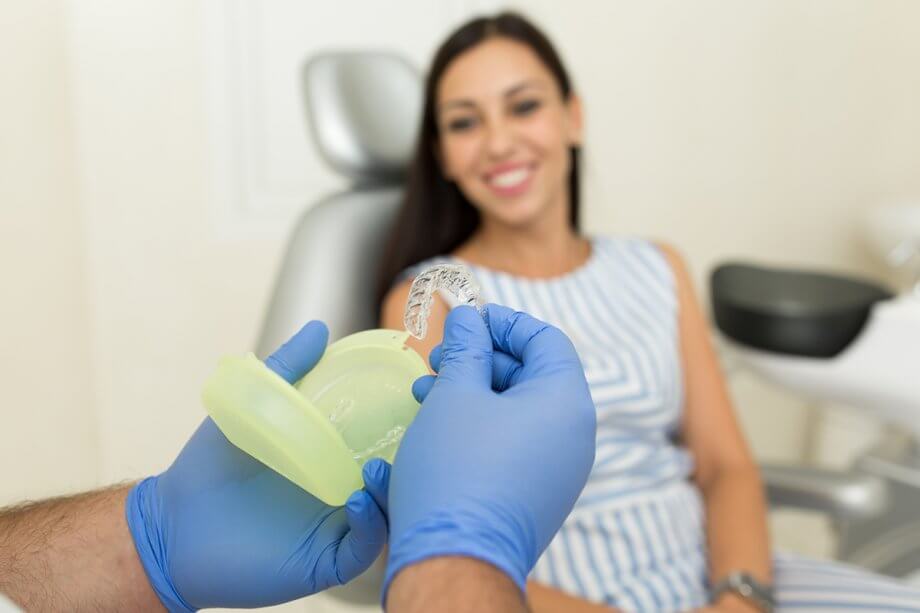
[489,167,530,189]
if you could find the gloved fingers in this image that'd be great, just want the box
[336,489,388,583]
[426,347,520,392]
[264,320,330,384]
[362,459,391,518]
[483,304,581,378]
[428,344,443,373]
[411,375,436,403]
[436,305,493,387]
[491,350,523,392]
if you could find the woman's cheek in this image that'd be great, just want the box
[443,138,480,180]
[531,118,567,153]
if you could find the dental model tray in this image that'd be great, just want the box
[202,329,428,506]
[710,262,893,358]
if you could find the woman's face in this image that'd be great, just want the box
[435,37,582,229]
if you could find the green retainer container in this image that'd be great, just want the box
[202,329,429,506]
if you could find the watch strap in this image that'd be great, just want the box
[711,571,775,613]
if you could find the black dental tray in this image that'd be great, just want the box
[710,263,894,358]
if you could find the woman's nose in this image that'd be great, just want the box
[484,121,515,158]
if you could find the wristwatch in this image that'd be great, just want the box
[710,571,775,612]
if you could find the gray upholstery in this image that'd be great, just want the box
[255,187,403,356]
[256,52,421,355]
[302,52,421,183]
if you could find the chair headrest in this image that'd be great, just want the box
[303,52,422,183]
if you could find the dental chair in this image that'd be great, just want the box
[255,52,905,606]
[256,52,421,354]
[711,253,920,579]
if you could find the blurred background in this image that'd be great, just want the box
[2,1,919,611]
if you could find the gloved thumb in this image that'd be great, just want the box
[335,490,388,584]
[484,304,581,379]
[436,305,493,388]
[362,459,391,517]
[264,320,329,384]
[411,375,436,403]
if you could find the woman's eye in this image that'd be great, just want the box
[513,99,541,116]
[445,117,477,132]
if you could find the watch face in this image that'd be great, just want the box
[715,572,775,611]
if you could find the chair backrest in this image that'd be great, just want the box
[255,52,421,357]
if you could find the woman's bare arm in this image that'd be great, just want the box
[660,243,772,612]
[380,279,450,367]
[527,581,620,612]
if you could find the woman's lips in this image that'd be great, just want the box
[484,164,535,197]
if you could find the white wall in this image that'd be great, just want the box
[0,0,97,503]
[3,0,920,608]
[64,0,287,484]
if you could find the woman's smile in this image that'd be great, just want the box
[482,161,537,198]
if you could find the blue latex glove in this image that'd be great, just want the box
[126,321,391,612]
[384,304,597,597]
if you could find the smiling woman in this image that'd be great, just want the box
[375,12,585,320]
[377,10,920,613]
[434,40,582,226]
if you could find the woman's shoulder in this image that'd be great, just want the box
[591,233,666,249]
[390,255,456,288]
[591,234,683,283]
[592,234,675,261]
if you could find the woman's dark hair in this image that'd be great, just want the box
[375,11,581,312]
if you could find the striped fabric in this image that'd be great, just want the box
[773,553,920,612]
[402,236,920,611]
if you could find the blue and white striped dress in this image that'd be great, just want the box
[404,236,920,612]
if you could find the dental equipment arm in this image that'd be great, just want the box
[759,463,888,520]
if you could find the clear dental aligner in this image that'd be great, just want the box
[351,425,406,463]
[327,398,353,432]
[404,263,484,340]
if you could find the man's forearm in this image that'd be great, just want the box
[0,484,163,612]
[387,556,529,613]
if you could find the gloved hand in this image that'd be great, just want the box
[126,321,391,612]
[384,304,597,597]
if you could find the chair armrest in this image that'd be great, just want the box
[761,462,889,521]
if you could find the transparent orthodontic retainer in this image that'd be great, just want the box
[202,263,482,506]
[405,263,484,339]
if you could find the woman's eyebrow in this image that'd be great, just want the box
[503,79,545,97]
[439,99,476,112]
[438,79,547,112]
